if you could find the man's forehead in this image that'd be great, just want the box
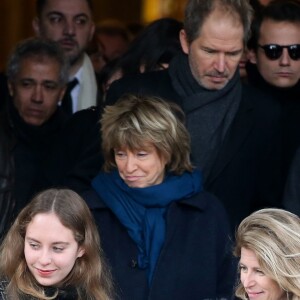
[40,0,92,16]
[20,54,59,65]
[16,56,60,75]
[259,19,300,41]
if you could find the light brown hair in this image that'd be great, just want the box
[0,188,113,300]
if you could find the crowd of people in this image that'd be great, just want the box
[0,0,300,299]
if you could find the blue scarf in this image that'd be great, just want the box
[92,169,202,284]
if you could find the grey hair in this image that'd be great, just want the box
[6,37,69,85]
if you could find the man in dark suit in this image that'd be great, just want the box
[106,0,282,232]
[0,38,68,239]
[33,0,98,114]
[246,0,300,183]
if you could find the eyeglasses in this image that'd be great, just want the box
[258,44,300,60]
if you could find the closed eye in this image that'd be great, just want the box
[43,82,59,90]
[226,50,243,57]
[256,269,265,275]
[201,47,217,54]
[115,151,126,158]
[20,79,34,88]
[29,243,40,250]
[53,246,64,252]
[136,152,148,158]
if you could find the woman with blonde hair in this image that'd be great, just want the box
[234,208,300,300]
[0,188,113,300]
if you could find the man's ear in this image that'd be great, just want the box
[58,86,67,103]
[32,17,41,36]
[88,22,96,42]
[248,49,258,64]
[179,29,190,55]
[7,81,14,97]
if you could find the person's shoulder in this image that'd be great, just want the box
[70,106,101,122]
[64,106,101,130]
[241,82,281,118]
[105,70,171,105]
[177,190,232,235]
[242,82,279,105]
[181,190,228,216]
[113,69,168,87]
[81,188,106,210]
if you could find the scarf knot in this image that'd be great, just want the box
[92,169,202,284]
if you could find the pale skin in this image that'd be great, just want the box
[249,19,300,88]
[8,56,65,126]
[239,247,285,300]
[32,0,95,76]
[24,213,85,287]
[180,8,244,90]
[114,145,167,188]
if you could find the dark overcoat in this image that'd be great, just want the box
[83,189,236,300]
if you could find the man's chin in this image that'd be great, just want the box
[62,50,84,67]
[201,79,229,90]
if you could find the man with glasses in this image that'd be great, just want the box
[247,0,300,182]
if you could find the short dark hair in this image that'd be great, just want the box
[36,0,94,17]
[7,37,69,85]
[184,0,253,45]
[249,0,300,50]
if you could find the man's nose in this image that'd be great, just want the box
[31,85,43,103]
[215,53,226,73]
[63,19,76,36]
[279,48,291,66]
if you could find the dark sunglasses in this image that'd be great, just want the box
[258,44,300,60]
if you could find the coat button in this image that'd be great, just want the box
[131,259,138,268]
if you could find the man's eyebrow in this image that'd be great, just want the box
[19,78,35,82]
[46,11,64,17]
[46,11,90,18]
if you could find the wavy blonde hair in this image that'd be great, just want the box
[234,208,300,300]
[0,188,113,300]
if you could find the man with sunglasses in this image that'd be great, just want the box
[247,0,300,182]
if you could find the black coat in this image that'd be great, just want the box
[106,69,283,232]
[83,189,236,300]
[246,62,300,182]
[0,101,67,238]
[0,280,81,300]
[37,106,104,194]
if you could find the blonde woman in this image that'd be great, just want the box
[235,208,300,300]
